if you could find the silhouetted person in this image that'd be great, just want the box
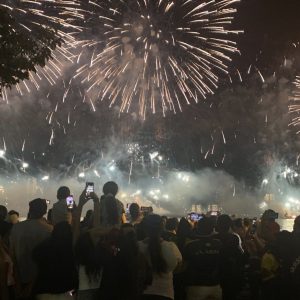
[215,215,244,300]
[184,217,222,300]
[33,222,78,299]
[52,186,72,225]
[8,210,19,224]
[0,205,12,246]
[139,214,182,300]
[99,182,125,227]
[163,218,179,244]
[129,203,142,225]
[10,198,52,299]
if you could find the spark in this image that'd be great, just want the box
[0,149,5,158]
[77,0,242,116]
[49,129,55,145]
[22,139,26,152]
[22,162,29,169]
[128,160,133,185]
[2,138,6,151]
[289,76,300,130]
[256,68,265,83]
[221,153,226,164]
[221,130,226,144]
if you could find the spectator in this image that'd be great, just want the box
[232,218,245,240]
[75,232,103,300]
[259,209,280,243]
[260,232,290,300]
[162,218,178,244]
[177,217,193,253]
[293,215,300,235]
[10,198,52,299]
[47,208,53,225]
[139,214,182,300]
[161,216,168,229]
[80,209,94,231]
[0,205,12,246]
[100,225,152,300]
[32,222,78,299]
[129,203,142,225]
[99,181,126,228]
[8,210,19,224]
[215,215,244,300]
[0,235,14,299]
[52,186,72,225]
[184,217,222,300]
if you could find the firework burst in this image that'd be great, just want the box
[0,0,84,98]
[76,0,242,117]
[289,76,300,133]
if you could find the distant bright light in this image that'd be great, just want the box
[285,202,291,208]
[41,175,49,181]
[183,175,190,182]
[158,155,163,161]
[262,178,269,185]
[0,150,5,158]
[22,162,29,169]
[149,151,159,160]
[109,165,116,171]
[163,194,169,199]
[294,173,299,178]
[259,201,267,209]
[78,172,85,178]
[288,197,300,204]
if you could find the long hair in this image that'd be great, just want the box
[75,232,103,281]
[103,194,119,226]
[177,217,192,252]
[144,214,167,274]
[51,221,73,249]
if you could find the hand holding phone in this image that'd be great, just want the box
[66,196,74,209]
[86,182,94,197]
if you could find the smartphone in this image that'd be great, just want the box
[189,213,203,222]
[66,196,74,209]
[86,182,94,197]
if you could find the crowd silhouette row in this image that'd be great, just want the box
[1,181,300,300]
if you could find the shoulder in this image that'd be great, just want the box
[162,240,181,253]
[11,220,27,231]
[116,198,124,207]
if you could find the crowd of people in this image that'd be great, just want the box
[0,181,300,300]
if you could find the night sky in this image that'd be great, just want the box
[1,0,300,188]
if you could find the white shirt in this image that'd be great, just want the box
[78,265,102,291]
[138,240,182,299]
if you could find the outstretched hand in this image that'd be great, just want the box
[90,192,100,202]
[78,190,89,207]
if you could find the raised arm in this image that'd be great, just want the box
[72,191,89,243]
[90,192,100,228]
